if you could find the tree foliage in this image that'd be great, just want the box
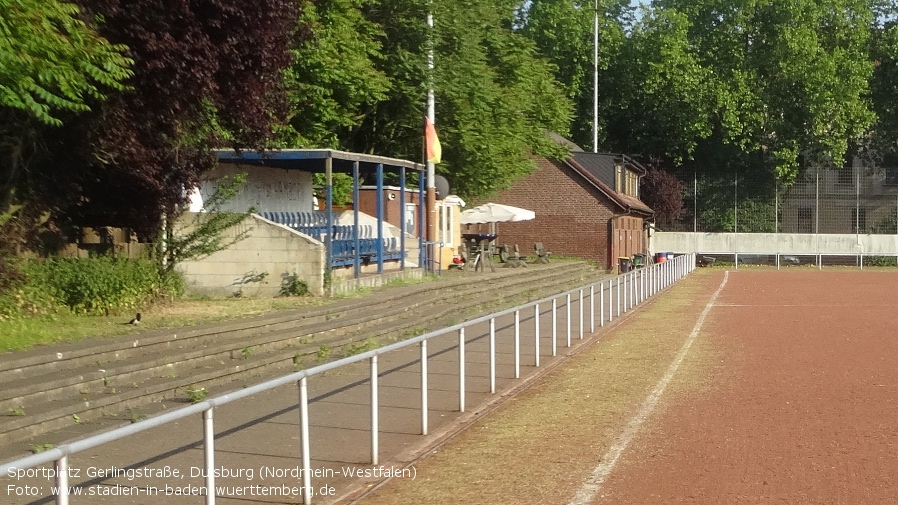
[521,0,880,186]
[0,0,132,235]
[639,161,685,228]
[344,0,573,198]
[284,0,390,148]
[29,0,305,239]
[518,0,631,150]
[0,0,132,126]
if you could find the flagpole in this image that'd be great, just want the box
[593,0,599,153]
[426,9,437,264]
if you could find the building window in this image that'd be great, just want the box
[615,165,622,192]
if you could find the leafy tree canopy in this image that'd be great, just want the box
[0,0,131,126]
[517,0,631,150]
[284,0,390,148]
[32,0,305,238]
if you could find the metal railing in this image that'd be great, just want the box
[0,254,696,505]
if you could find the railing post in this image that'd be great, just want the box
[590,285,595,333]
[56,456,69,505]
[489,318,496,394]
[458,328,466,412]
[514,310,521,379]
[370,355,378,465]
[204,407,216,505]
[579,289,584,339]
[623,273,628,313]
[616,276,621,317]
[534,304,541,367]
[420,340,428,435]
[298,377,312,505]
[600,281,605,327]
[566,293,572,347]
[551,298,557,356]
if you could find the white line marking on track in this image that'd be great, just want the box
[567,271,730,505]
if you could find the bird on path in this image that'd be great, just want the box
[126,313,141,325]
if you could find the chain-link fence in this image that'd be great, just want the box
[665,165,898,235]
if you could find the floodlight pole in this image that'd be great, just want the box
[593,0,599,153]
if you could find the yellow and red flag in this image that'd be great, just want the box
[424,116,441,164]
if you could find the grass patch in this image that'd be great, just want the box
[0,295,327,353]
[359,272,721,505]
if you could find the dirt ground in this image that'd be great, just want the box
[351,269,898,505]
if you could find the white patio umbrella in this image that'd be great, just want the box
[459,202,535,225]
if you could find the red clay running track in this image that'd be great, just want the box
[592,269,898,505]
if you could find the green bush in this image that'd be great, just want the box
[864,256,898,267]
[0,256,183,318]
[279,273,309,297]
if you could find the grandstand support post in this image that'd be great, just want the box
[376,163,384,274]
[325,156,333,271]
[352,161,361,279]
[400,166,406,271]
[418,174,426,270]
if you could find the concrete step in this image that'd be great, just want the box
[0,262,599,448]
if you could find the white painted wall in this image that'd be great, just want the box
[653,232,898,256]
[189,163,315,213]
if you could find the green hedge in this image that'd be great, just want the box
[0,256,183,318]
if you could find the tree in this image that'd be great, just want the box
[0,0,131,216]
[0,0,131,126]
[354,0,573,199]
[518,0,631,150]
[639,161,685,229]
[284,0,390,148]
[30,0,305,239]
[610,0,876,182]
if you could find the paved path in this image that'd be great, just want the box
[1,267,666,505]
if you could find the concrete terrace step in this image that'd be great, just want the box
[0,263,585,412]
[0,262,599,450]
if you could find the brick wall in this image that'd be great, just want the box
[481,157,637,270]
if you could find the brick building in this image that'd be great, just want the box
[479,146,654,271]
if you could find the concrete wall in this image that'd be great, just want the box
[653,232,898,256]
[177,213,325,297]
[189,163,315,213]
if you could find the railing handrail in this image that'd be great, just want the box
[1,254,697,504]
